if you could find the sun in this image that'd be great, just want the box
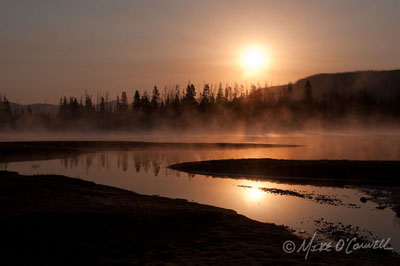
[242,49,265,70]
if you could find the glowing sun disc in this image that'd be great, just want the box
[243,49,265,70]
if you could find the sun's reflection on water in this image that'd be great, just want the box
[247,187,264,202]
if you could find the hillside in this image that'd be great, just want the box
[266,70,400,101]
[8,101,119,115]
[9,102,59,115]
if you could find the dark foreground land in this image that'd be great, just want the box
[169,158,400,186]
[0,171,397,265]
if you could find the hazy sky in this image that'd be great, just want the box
[1,0,399,104]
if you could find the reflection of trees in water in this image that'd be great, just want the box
[134,153,141,173]
[141,153,150,173]
[61,155,80,169]
[59,150,169,175]
[152,161,160,177]
[0,163,8,170]
[100,153,106,168]
[61,158,67,168]
[116,152,129,172]
[121,152,128,172]
[57,149,249,177]
[85,154,94,173]
[117,153,120,169]
[74,156,79,167]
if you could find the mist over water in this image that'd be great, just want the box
[1,129,400,160]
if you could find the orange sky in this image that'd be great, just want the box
[1,0,400,104]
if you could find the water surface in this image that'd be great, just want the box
[2,134,400,250]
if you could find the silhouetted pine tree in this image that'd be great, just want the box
[99,97,106,113]
[118,92,128,112]
[0,95,12,123]
[59,97,68,117]
[85,95,94,113]
[26,106,32,115]
[216,83,224,104]
[132,90,141,111]
[141,91,151,113]
[200,84,210,110]
[172,87,181,114]
[183,84,196,106]
[151,86,160,110]
[304,80,313,105]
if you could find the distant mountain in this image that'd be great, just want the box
[266,70,400,101]
[9,102,59,115]
[9,100,119,115]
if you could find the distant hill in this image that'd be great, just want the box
[9,101,118,115]
[9,103,59,115]
[266,70,400,101]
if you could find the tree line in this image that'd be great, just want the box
[1,80,400,131]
